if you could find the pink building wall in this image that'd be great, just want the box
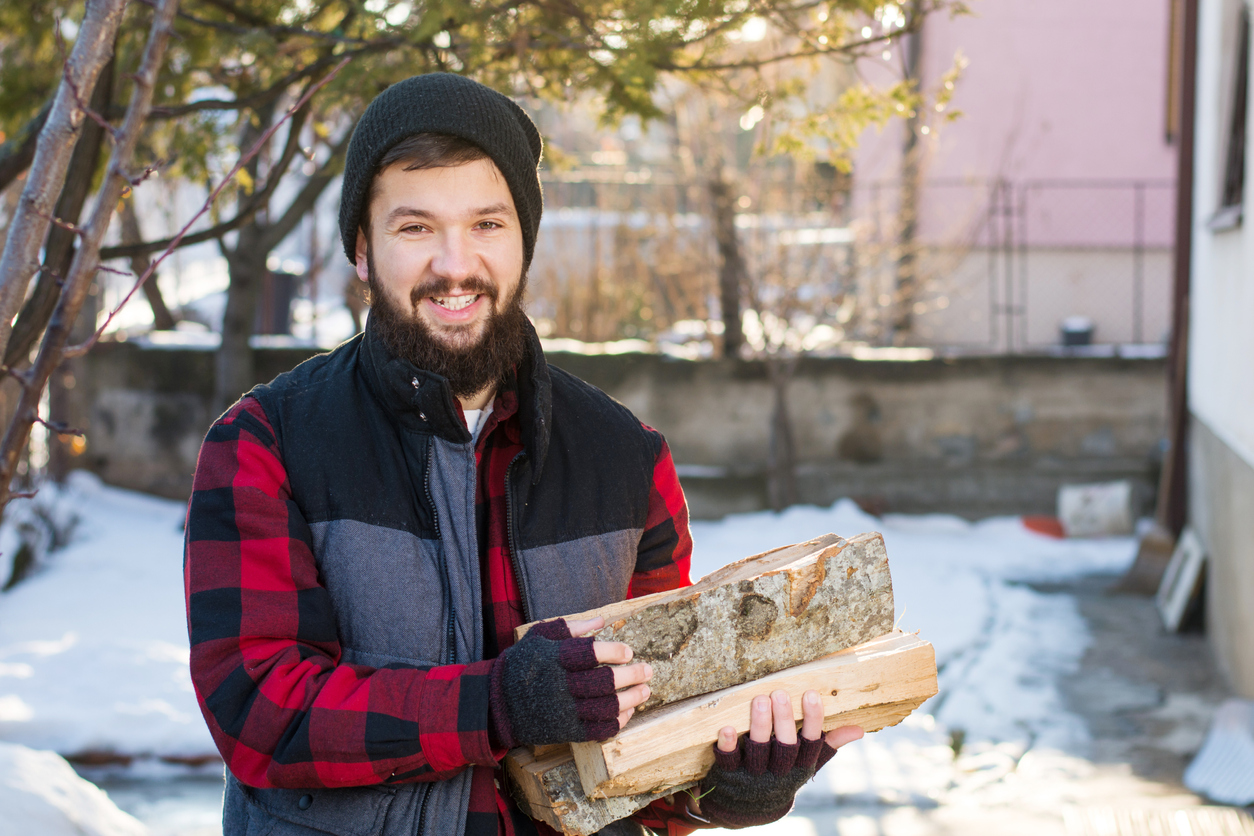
[856,0,1178,185]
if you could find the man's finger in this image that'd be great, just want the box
[611,661,653,690]
[566,617,605,637]
[748,694,772,743]
[616,682,651,714]
[772,690,797,745]
[592,640,634,666]
[800,690,824,740]
[616,707,635,730]
[823,725,865,750]
[716,726,738,753]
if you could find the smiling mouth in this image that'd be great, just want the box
[432,295,480,311]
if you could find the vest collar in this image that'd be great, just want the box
[358,319,552,478]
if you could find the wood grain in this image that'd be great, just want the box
[570,631,938,798]
[517,532,895,711]
[504,744,695,835]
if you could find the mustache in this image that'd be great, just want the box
[408,276,499,310]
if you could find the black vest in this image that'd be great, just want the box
[224,322,658,836]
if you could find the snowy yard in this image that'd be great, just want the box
[0,474,1142,835]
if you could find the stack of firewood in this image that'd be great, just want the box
[504,532,938,835]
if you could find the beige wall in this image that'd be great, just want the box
[906,247,1175,350]
[77,345,1167,520]
[1190,417,1254,698]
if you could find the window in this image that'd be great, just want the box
[1212,3,1250,230]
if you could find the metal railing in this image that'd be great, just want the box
[530,170,1177,354]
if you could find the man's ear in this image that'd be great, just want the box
[354,229,370,283]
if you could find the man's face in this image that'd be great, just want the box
[355,157,526,352]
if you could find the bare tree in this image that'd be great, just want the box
[0,0,128,361]
[0,0,180,512]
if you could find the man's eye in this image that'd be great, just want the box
[478,221,500,229]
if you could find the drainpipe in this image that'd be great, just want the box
[1159,0,1198,536]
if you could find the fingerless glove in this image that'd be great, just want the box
[692,733,837,828]
[489,619,621,749]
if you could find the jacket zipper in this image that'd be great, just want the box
[424,445,457,666]
[504,451,532,625]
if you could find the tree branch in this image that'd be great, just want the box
[0,101,53,194]
[74,56,350,355]
[0,0,128,363]
[258,128,350,252]
[0,0,180,511]
[4,55,115,370]
[99,87,313,260]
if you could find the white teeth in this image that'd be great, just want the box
[433,295,478,311]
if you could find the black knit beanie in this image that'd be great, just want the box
[339,73,544,269]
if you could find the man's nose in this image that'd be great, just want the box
[430,232,478,281]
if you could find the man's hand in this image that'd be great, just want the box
[566,617,654,729]
[716,688,864,755]
[692,689,863,829]
[489,616,653,749]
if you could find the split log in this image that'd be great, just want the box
[571,630,937,799]
[517,532,894,711]
[504,744,695,835]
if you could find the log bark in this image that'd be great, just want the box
[518,532,894,711]
[504,746,694,836]
[571,630,937,799]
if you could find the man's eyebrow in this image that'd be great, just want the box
[384,203,516,225]
[385,206,435,225]
[470,202,515,217]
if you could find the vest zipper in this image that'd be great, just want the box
[424,444,457,666]
[504,451,531,625]
[413,782,432,836]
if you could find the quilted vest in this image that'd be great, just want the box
[222,322,658,836]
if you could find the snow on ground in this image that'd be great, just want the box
[0,741,148,836]
[691,500,1140,834]
[0,477,1139,833]
[0,473,210,761]
[691,500,1134,754]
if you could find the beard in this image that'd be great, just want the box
[365,247,531,400]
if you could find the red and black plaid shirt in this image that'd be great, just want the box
[186,383,698,835]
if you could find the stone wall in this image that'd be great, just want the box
[75,342,1168,519]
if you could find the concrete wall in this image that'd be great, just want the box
[1190,418,1254,698]
[74,343,1167,521]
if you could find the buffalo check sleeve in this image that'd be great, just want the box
[184,398,497,789]
[629,429,694,599]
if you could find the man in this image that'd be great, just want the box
[184,73,860,836]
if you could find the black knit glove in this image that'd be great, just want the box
[691,733,838,828]
[489,619,621,749]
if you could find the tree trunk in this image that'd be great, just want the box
[119,200,177,330]
[891,0,925,344]
[214,226,266,414]
[765,356,799,511]
[708,171,745,359]
[48,281,97,482]
[0,0,127,361]
[212,99,276,415]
